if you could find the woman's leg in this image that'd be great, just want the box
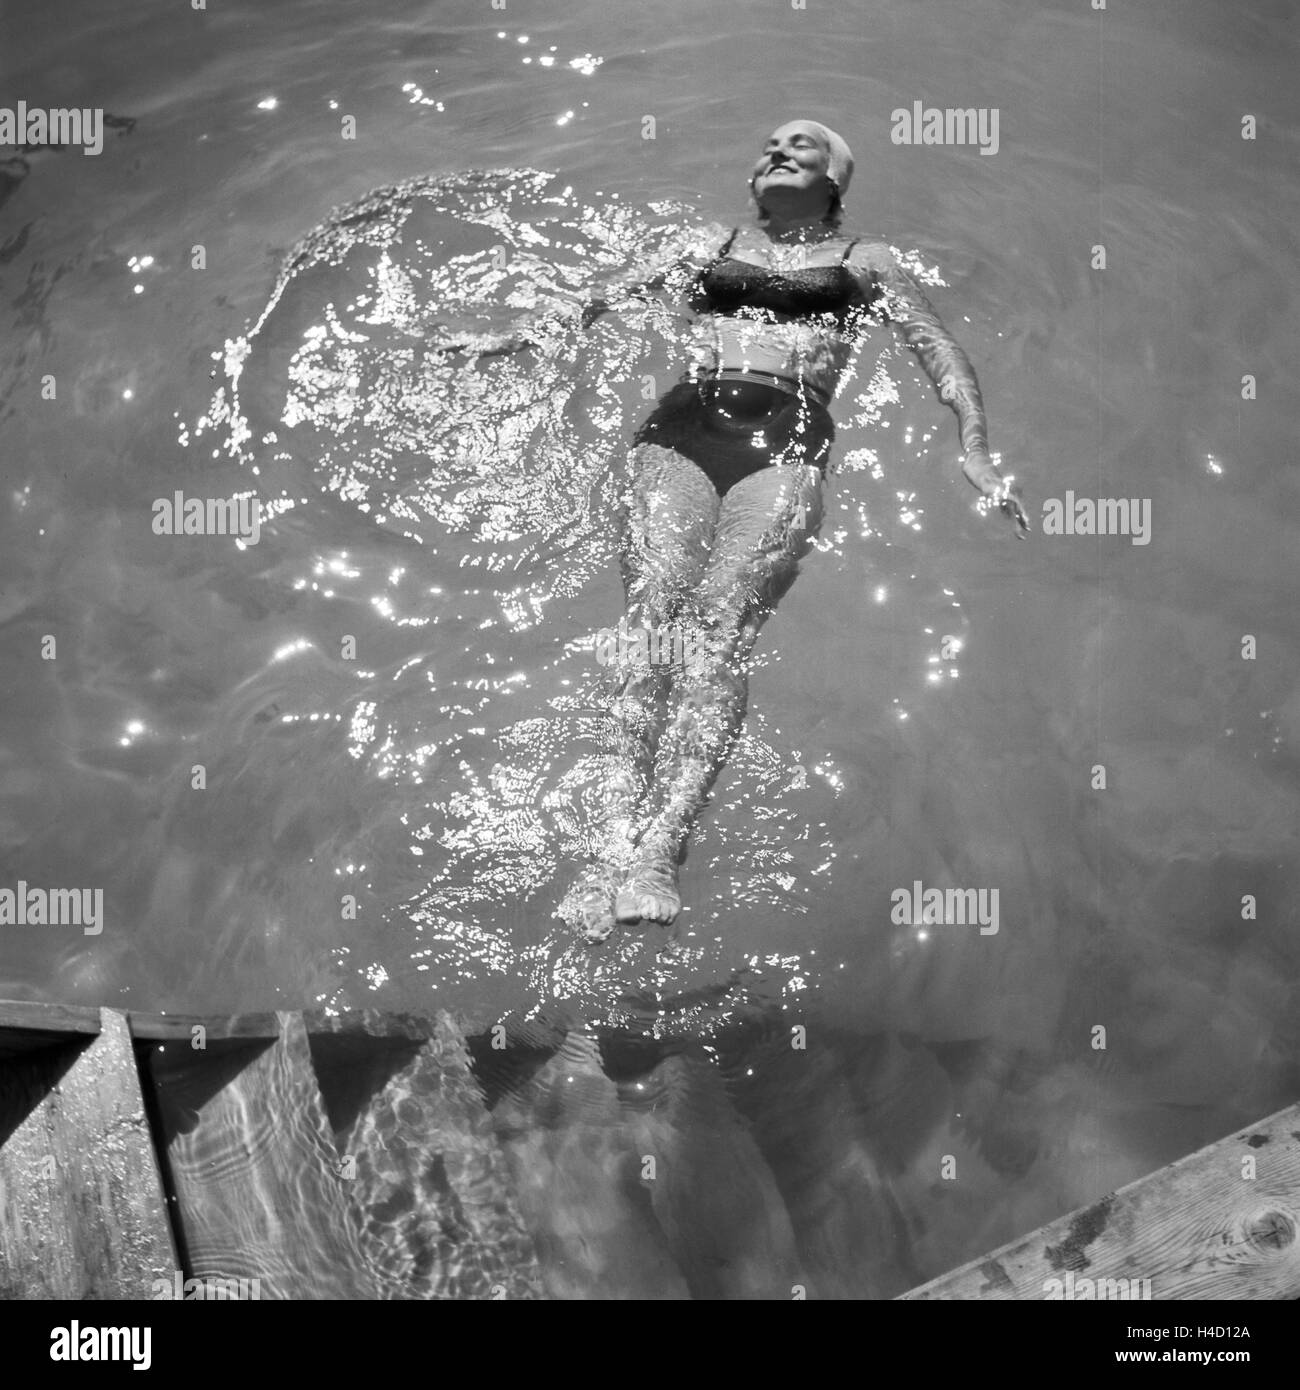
[608,443,720,825]
[614,461,826,926]
[561,442,719,940]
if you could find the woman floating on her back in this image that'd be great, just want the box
[451,120,1027,942]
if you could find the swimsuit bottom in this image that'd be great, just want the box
[633,371,834,497]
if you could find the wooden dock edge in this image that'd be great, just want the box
[898,1101,1300,1300]
[0,998,446,1046]
[0,1009,178,1298]
[5,1002,1298,1300]
[1,1000,539,1299]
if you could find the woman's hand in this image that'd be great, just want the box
[962,450,1030,536]
[424,299,595,360]
[431,331,527,358]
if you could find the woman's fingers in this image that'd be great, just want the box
[969,468,1030,536]
[1000,490,1031,536]
[425,331,532,359]
[994,481,1030,537]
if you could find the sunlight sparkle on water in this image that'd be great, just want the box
[401,82,444,110]
[316,554,361,579]
[272,637,313,663]
[349,702,377,760]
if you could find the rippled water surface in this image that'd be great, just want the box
[2,0,1298,1295]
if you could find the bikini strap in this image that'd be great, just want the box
[840,237,861,263]
[718,226,741,258]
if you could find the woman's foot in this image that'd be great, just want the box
[614,846,681,926]
[557,863,623,943]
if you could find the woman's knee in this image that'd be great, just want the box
[670,651,750,729]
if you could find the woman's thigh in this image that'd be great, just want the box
[619,442,721,616]
[692,463,826,632]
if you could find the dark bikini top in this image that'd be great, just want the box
[693,227,868,318]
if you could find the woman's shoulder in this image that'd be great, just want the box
[653,219,734,268]
[842,234,898,269]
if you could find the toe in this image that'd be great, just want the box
[583,915,615,943]
[614,890,643,924]
[647,894,680,924]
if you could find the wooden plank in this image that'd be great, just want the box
[313,1010,541,1300]
[126,1011,280,1043]
[899,1102,1300,1300]
[126,1007,439,1044]
[0,1000,102,1058]
[143,1011,384,1298]
[0,1000,446,1046]
[0,1009,178,1298]
[302,1007,440,1042]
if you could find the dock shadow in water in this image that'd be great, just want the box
[469,1005,959,1299]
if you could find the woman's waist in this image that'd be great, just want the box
[686,364,832,408]
[689,328,844,403]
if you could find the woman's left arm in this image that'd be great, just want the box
[576,222,725,327]
[851,243,1029,534]
[433,222,727,355]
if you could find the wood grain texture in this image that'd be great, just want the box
[0,1000,445,1046]
[0,1000,101,1058]
[900,1102,1300,1300]
[126,1011,281,1043]
[129,1009,439,1043]
[0,1009,178,1298]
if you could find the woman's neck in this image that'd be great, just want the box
[762,208,837,243]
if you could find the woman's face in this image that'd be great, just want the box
[751,122,833,207]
